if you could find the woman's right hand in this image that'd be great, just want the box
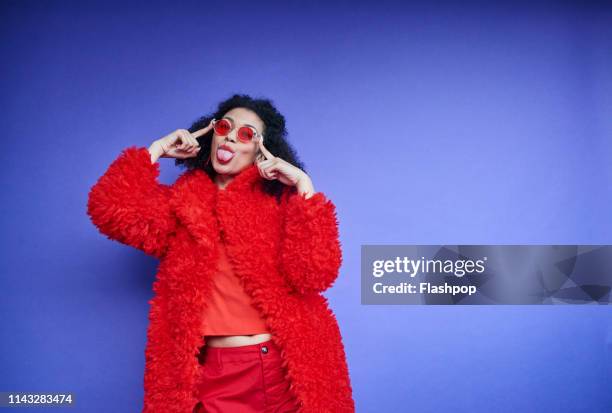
[152,119,216,160]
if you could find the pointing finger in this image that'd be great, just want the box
[192,118,216,139]
[257,138,274,161]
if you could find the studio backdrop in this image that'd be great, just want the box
[1,0,611,412]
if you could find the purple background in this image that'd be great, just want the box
[2,0,611,412]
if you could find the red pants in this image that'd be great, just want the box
[194,339,301,413]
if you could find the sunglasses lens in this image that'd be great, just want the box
[214,119,231,135]
[237,127,255,142]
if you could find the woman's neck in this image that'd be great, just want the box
[214,173,234,190]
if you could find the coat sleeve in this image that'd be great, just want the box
[86,146,177,259]
[279,188,343,294]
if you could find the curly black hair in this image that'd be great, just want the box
[175,94,305,202]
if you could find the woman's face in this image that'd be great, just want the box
[211,107,265,176]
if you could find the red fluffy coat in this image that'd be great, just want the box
[86,147,355,412]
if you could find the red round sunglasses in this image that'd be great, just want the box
[212,118,263,143]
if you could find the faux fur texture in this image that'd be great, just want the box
[87,146,355,412]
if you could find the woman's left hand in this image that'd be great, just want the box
[255,139,315,197]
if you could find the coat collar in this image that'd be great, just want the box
[169,163,264,247]
[176,162,262,195]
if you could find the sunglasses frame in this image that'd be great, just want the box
[212,118,264,143]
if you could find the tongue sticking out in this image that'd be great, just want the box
[217,148,235,162]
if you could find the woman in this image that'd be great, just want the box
[87,94,355,413]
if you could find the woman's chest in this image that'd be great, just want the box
[168,190,284,263]
[160,196,288,295]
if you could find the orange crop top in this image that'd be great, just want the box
[201,238,269,336]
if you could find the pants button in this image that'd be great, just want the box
[261,346,268,354]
